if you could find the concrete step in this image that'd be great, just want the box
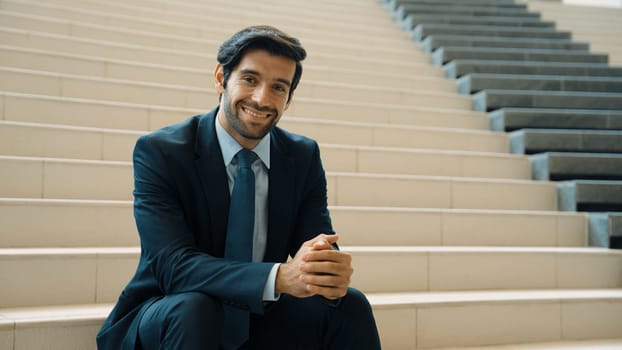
[371,290,622,349]
[412,24,571,42]
[510,129,622,154]
[0,156,558,210]
[0,45,456,94]
[0,198,588,248]
[422,34,589,53]
[0,120,525,177]
[389,0,521,13]
[0,92,490,132]
[0,303,112,350]
[0,67,472,118]
[445,60,622,79]
[99,0,392,28]
[460,74,622,94]
[0,27,438,79]
[2,246,620,308]
[473,89,622,112]
[0,11,429,76]
[2,291,622,349]
[349,247,622,293]
[433,338,622,350]
[0,0,407,50]
[395,4,538,22]
[532,153,622,181]
[0,62,451,111]
[10,0,402,41]
[435,47,608,65]
[402,14,555,31]
[0,7,417,59]
[559,180,622,212]
[0,0,410,51]
[489,108,622,132]
[0,45,460,105]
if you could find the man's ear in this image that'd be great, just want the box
[214,64,225,94]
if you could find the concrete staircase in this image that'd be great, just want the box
[392,0,622,250]
[1,0,621,349]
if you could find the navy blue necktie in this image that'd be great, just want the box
[223,149,257,349]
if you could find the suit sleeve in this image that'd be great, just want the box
[290,140,335,256]
[132,135,273,314]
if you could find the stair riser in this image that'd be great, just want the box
[423,35,588,52]
[0,252,138,308]
[1,157,556,209]
[0,15,425,76]
[0,124,516,170]
[0,46,456,95]
[473,91,622,112]
[0,93,491,138]
[437,49,607,65]
[460,75,622,94]
[0,69,470,117]
[413,25,571,42]
[1,318,101,350]
[2,249,621,308]
[46,0,395,32]
[0,10,416,62]
[351,250,622,293]
[2,298,622,350]
[0,28,432,80]
[489,108,622,132]
[0,201,587,248]
[374,299,622,349]
[0,36,438,92]
[446,61,622,79]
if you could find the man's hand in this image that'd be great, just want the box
[275,234,353,300]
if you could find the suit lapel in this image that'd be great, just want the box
[265,129,296,262]
[194,108,230,255]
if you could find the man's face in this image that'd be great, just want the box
[215,49,296,149]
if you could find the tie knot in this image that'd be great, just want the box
[236,149,257,169]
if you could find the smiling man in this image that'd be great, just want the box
[96,26,381,350]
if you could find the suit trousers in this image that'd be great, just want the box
[137,287,381,350]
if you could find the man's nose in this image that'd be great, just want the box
[251,84,271,106]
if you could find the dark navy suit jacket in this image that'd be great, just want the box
[97,107,334,349]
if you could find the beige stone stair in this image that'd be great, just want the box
[1,0,621,348]
[1,246,620,308]
[0,121,525,177]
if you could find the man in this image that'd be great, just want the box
[97,25,381,349]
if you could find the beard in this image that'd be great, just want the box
[222,89,280,141]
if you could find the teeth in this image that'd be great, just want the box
[243,107,268,118]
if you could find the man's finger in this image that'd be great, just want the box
[303,249,351,264]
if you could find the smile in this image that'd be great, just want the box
[242,106,272,119]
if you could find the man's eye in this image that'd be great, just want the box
[274,85,286,93]
[242,76,255,84]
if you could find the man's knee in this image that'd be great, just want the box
[166,292,223,325]
[341,288,374,317]
[139,292,223,349]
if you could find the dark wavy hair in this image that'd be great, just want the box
[217,25,307,101]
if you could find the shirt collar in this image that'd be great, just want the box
[215,114,271,169]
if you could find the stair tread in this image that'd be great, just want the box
[3,289,622,322]
[369,289,622,306]
[1,246,619,256]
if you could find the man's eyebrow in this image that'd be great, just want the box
[239,68,291,88]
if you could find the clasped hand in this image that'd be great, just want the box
[275,234,352,300]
